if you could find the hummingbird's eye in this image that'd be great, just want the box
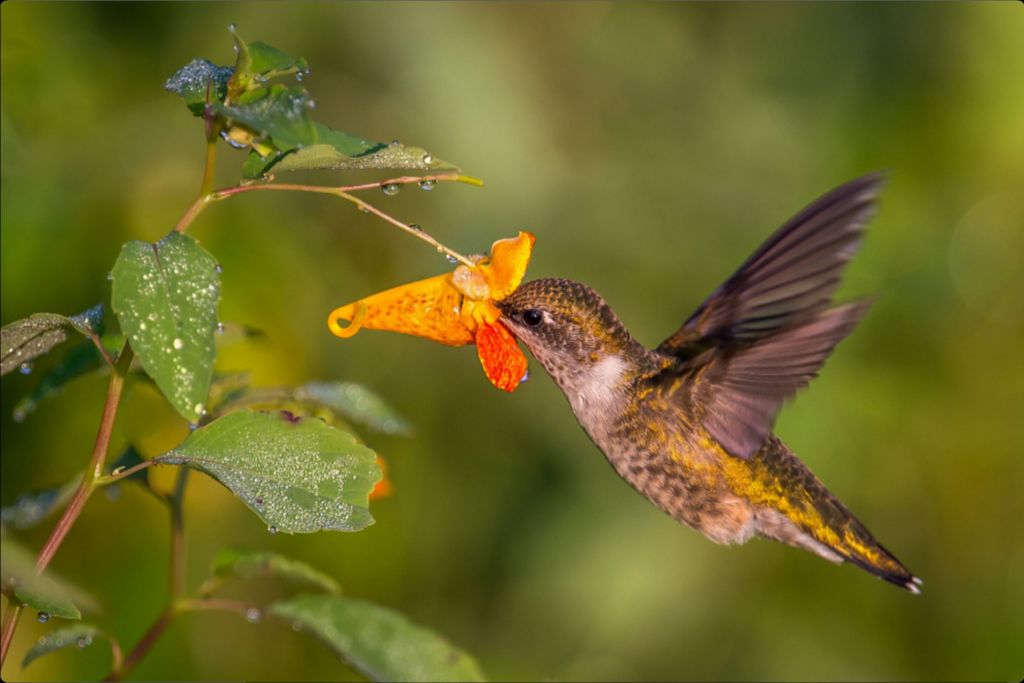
[522,309,544,327]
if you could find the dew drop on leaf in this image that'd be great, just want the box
[173,338,184,350]
[77,636,93,649]
[268,525,278,534]
[37,612,50,623]
[216,322,226,334]
[422,153,433,165]
[19,362,33,375]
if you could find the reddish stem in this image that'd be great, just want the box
[0,603,24,669]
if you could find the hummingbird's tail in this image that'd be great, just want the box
[749,437,923,593]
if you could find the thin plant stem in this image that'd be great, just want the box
[177,598,260,618]
[35,344,134,575]
[95,459,155,486]
[207,176,478,267]
[0,603,24,669]
[104,608,174,683]
[168,469,190,601]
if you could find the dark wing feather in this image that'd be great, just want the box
[689,301,870,459]
[658,174,883,358]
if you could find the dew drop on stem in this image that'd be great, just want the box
[37,612,50,623]
[381,183,401,196]
[246,608,263,623]
[418,179,435,191]
[19,362,32,375]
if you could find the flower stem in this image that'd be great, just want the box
[35,344,133,574]
[0,603,24,669]
[208,173,479,267]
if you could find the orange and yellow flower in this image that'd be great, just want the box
[328,232,535,392]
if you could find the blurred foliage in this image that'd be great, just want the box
[1,3,1022,681]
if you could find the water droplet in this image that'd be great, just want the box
[195,403,206,417]
[422,153,434,165]
[233,44,240,53]
[357,205,369,213]
[409,223,424,232]
[306,99,317,109]
[268,525,278,534]
[255,496,264,507]
[390,139,400,147]
[245,608,263,623]
[107,271,114,281]
[228,22,237,32]
[418,179,435,191]
[216,322,226,334]
[291,620,303,632]
[77,636,93,649]
[446,254,458,264]
[295,71,303,82]
[37,612,50,623]
[215,264,224,274]
[520,370,531,383]
[173,338,184,350]
[189,422,200,431]
[139,322,147,331]
[19,362,32,375]
[381,183,400,196]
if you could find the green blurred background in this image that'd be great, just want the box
[2,2,1022,681]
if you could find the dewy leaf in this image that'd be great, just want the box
[1,475,81,531]
[212,84,316,151]
[1,304,105,377]
[0,537,95,619]
[12,340,105,423]
[155,409,380,533]
[295,382,412,436]
[271,595,486,682]
[22,623,103,669]
[243,125,457,179]
[111,232,220,423]
[164,58,233,116]
[211,548,340,593]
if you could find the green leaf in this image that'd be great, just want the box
[164,58,233,116]
[1,304,104,377]
[270,595,486,682]
[12,340,104,423]
[111,232,220,423]
[295,382,412,436]
[0,537,95,619]
[248,41,308,79]
[242,125,457,179]
[212,84,316,151]
[22,623,103,669]
[155,409,380,533]
[210,548,340,593]
[1,475,81,531]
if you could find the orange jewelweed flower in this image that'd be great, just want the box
[328,232,535,392]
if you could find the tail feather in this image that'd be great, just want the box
[750,436,922,593]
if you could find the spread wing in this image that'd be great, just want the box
[685,301,870,459]
[658,173,882,357]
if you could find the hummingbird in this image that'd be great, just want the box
[497,174,921,593]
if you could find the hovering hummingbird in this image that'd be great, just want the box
[497,174,921,592]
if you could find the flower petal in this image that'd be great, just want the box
[328,272,474,346]
[476,321,529,392]
[480,231,535,301]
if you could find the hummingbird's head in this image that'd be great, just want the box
[497,278,646,400]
